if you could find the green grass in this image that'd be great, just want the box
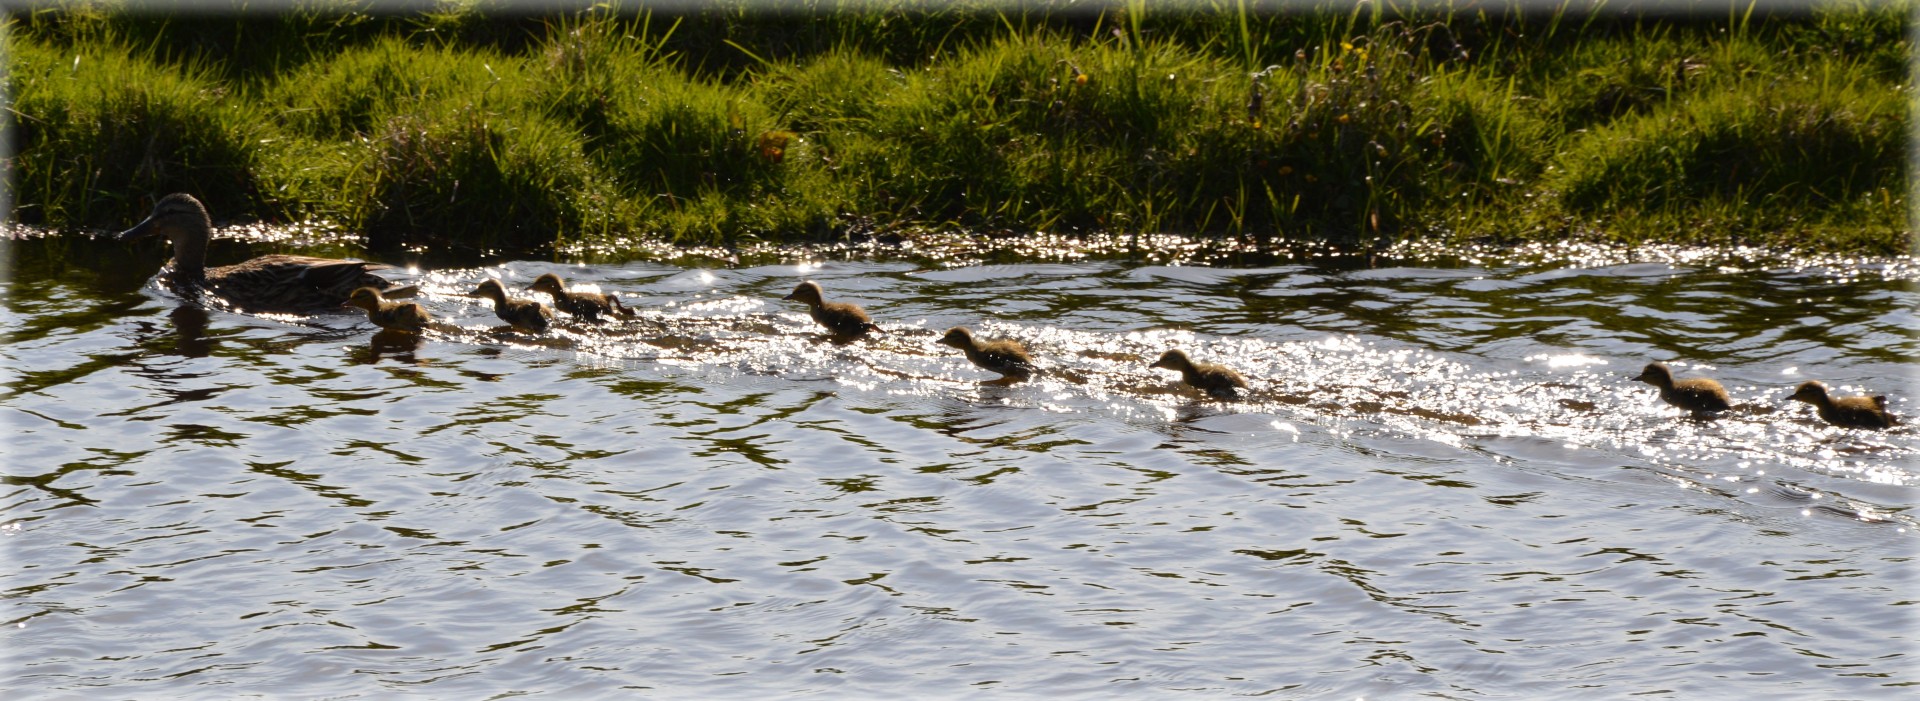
[3,0,1910,255]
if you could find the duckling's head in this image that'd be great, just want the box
[782,280,826,305]
[936,327,977,350]
[1787,380,1830,405]
[467,279,509,302]
[1632,362,1673,387]
[116,193,210,243]
[342,286,386,312]
[528,273,567,296]
[1150,349,1193,372]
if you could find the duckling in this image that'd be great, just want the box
[1631,362,1731,414]
[936,327,1035,380]
[117,193,413,313]
[781,280,881,338]
[1786,381,1897,429]
[342,286,430,334]
[528,272,634,323]
[1150,349,1249,399]
[466,279,553,334]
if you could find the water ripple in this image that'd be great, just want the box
[4,235,1915,698]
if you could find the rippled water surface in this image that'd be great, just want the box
[5,232,1916,698]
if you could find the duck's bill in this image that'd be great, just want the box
[115,217,160,241]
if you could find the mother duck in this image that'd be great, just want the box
[117,193,412,313]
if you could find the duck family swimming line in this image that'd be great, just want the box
[117,194,1900,428]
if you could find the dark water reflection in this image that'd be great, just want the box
[3,233,1915,698]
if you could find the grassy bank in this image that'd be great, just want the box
[3,0,1910,255]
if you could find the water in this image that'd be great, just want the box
[4,230,1915,699]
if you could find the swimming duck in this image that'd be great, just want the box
[342,286,431,334]
[116,193,412,313]
[1786,381,1897,429]
[782,280,881,338]
[1631,362,1731,414]
[528,272,634,323]
[466,279,553,333]
[1151,349,1249,398]
[936,327,1035,380]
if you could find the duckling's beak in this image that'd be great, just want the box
[780,291,798,301]
[116,216,161,241]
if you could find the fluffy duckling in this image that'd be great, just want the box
[342,286,430,334]
[1150,349,1249,398]
[1632,362,1732,414]
[936,327,1035,380]
[528,272,633,323]
[1786,381,1897,429]
[117,193,413,313]
[782,280,881,338]
[466,279,553,334]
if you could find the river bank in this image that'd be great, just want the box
[5,0,1910,256]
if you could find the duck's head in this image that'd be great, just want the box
[782,280,826,305]
[467,279,509,302]
[1632,362,1673,387]
[117,193,209,242]
[1150,349,1193,372]
[1787,380,1830,405]
[342,286,386,312]
[118,193,213,271]
[936,327,977,350]
[528,273,567,296]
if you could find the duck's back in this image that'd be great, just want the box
[1185,363,1249,395]
[376,301,432,332]
[501,298,554,333]
[813,301,876,337]
[557,291,615,320]
[202,255,396,313]
[965,340,1034,377]
[1662,378,1731,412]
[1822,396,1896,429]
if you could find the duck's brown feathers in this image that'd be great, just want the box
[937,327,1035,379]
[1632,362,1732,413]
